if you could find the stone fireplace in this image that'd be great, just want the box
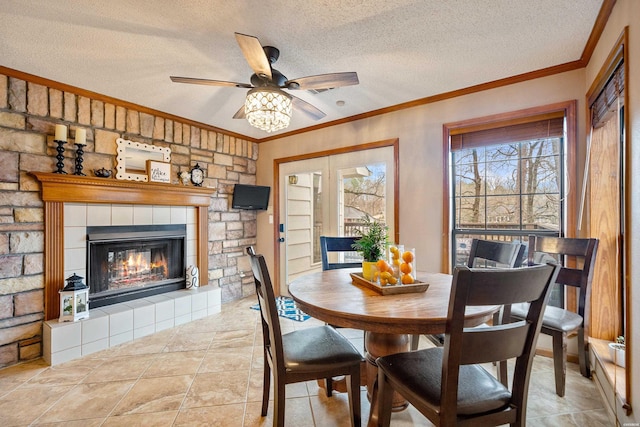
[33,172,220,365]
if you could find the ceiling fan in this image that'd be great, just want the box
[170,32,359,132]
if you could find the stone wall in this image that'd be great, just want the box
[0,72,258,368]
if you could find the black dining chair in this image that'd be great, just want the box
[510,235,598,397]
[371,263,560,427]
[466,238,525,269]
[246,246,363,427]
[320,236,362,270]
[320,235,365,393]
[413,238,524,351]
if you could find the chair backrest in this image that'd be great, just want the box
[466,238,523,269]
[320,236,362,270]
[441,264,560,423]
[527,235,598,317]
[246,246,285,372]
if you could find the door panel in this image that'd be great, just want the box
[279,147,395,288]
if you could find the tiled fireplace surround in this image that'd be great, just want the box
[35,173,221,365]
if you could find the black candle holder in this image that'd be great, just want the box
[53,139,67,174]
[73,144,86,176]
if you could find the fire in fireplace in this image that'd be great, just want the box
[86,224,186,308]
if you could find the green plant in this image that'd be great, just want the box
[351,215,388,262]
[616,336,625,346]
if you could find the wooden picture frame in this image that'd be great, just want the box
[146,160,171,183]
[116,138,171,182]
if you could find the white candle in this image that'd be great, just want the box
[75,128,86,145]
[54,124,67,142]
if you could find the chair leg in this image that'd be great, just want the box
[410,334,419,351]
[368,375,379,427]
[577,327,590,378]
[376,370,394,427]
[347,366,362,427]
[552,331,567,397]
[325,377,333,397]
[261,353,270,416]
[273,376,286,427]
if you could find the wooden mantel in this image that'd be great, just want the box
[32,172,216,320]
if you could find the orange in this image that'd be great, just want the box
[376,259,390,272]
[380,271,393,286]
[387,276,398,285]
[400,262,412,274]
[401,273,415,284]
[402,251,414,263]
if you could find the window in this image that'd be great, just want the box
[444,103,577,307]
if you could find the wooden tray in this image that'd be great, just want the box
[350,272,430,295]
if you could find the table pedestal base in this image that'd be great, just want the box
[365,331,411,411]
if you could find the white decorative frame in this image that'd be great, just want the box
[116,138,171,182]
[146,160,171,183]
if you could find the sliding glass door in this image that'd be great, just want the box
[278,146,395,287]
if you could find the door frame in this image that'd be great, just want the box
[272,138,400,295]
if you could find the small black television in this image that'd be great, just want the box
[232,184,270,210]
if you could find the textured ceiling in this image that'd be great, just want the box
[1,0,604,140]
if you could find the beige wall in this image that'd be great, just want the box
[256,69,586,275]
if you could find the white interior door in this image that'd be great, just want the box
[278,146,395,288]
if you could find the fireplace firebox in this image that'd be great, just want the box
[86,224,186,308]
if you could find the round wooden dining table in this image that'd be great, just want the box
[288,268,499,413]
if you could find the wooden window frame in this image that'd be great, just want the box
[442,101,578,274]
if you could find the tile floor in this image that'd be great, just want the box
[0,297,611,426]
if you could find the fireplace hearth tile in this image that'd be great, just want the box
[64,247,86,272]
[64,203,87,226]
[43,287,221,366]
[81,310,108,344]
[191,293,208,313]
[156,301,175,323]
[134,324,156,339]
[112,204,134,225]
[145,294,175,323]
[87,204,111,226]
[64,226,86,249]
[172,292,192,318]
[133,205,153,224]
[101,306,134,336]
[127,300,156,330]
[47,321,81,353]
[82,337,109,356]
[170,206,188,224]
[156,318,175,332]
[192,308,208,321]
[110,330,134,347]
[43,321,82,365]
[152,206,171,224]
[175,313,192,326]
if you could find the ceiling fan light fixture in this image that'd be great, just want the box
[245,87,292,133]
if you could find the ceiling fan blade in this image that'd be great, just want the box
[285,72,359,90]
[232,104,246,119]
[170,76,252,88]
[234,32,272,81]
[291,95,326,120]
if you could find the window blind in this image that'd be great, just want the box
[450,114,564,152]
[590,62,624,128]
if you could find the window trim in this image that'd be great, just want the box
[442,101,578,274]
